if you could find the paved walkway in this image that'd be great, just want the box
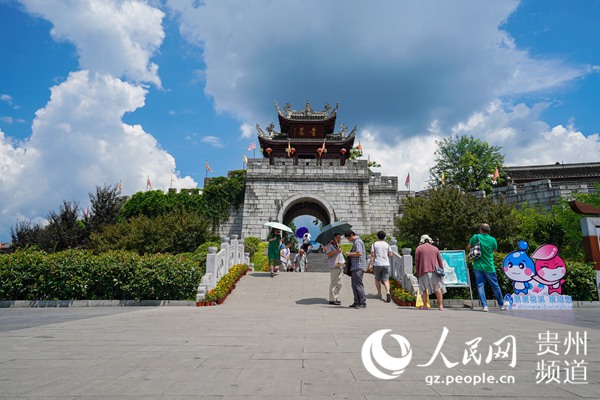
[1,271,599,399]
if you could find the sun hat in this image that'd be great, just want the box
[419,234,433,244]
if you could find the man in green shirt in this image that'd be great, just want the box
[468,223,507,312]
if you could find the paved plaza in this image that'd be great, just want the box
[0,271,599,399]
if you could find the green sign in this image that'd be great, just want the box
[440,250,469,287]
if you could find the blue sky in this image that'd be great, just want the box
[1,0,600,242]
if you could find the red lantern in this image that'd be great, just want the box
[266,147,272,154]
[316,148,323,157]
[291,147,296,154]
[340,148,347,155]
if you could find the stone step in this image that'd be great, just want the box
[305,253,329,273]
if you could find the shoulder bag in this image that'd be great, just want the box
[468,234,481,261]
[343,257,352,276]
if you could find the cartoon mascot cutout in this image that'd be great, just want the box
[502,242,569,310]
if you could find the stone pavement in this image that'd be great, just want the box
[0,271,599,399]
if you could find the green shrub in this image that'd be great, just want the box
[250,242,268,271]
[562,261,598,301]
[0,249,203,300]
[243,236,262,257]
[90,210,211,255]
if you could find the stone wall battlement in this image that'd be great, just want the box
[245,158,371,182]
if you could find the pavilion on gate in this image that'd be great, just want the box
[256,100,357,165]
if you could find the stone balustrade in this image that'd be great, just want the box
[388,238,419,294]
[196,235,249,302]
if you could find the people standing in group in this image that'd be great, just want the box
[369,231,392,303]
[280,242,292,272]
[344,230,367,309]
[267,228,282,277]
[293,248,307,272]
[414,234,446,311]
[468,223,507,311]
[325,233,345,305]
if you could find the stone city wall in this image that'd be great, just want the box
[239,158,401,239]
[491,179,591,210]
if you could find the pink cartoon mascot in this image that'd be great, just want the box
[531,244,567,295]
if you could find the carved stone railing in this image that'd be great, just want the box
[196,235,250,302]
[389,239,419,294]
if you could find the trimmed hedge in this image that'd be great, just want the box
[0,249,203,301]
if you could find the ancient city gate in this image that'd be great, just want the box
[227,101,405,240]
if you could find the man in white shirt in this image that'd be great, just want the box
[369,231,392,302]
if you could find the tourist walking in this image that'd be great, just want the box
[293,248,307,272]
[468,223,507,311]
[414,234,446,310]
[369,231,392,302]
[267,228,282,277]
[280,242,292,272]
[344,230,367,309]
[301,231,312,253]
[325,233,344,305]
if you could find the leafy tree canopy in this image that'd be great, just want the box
[429,135,504,193]
[396,187,519,251]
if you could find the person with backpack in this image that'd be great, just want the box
[468,223,507,312]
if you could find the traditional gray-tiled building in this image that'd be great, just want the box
[219,101,408,239]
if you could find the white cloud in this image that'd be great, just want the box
[240,123,253,139]
[201,135,224,148]
[22,0,165,86]
[167,0,598,192]
[359,129,439,192]
[451,100,600,167]
[0,1,196,240]
[0,71,197,240]
[168,0,589,137]
[1,117,13,124]
[1,94,14,106]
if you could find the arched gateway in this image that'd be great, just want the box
[220,101,407,240]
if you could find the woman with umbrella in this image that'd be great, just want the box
[267,228,282,277]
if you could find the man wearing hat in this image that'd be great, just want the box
[414,234,446,310]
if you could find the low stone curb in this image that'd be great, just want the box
[2,298,597,308]
[0,300,196,308]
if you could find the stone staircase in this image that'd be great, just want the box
[305,252,329,272]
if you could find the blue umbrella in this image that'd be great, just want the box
[315,221,352,244]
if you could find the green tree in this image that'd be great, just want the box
[40,201,88,252]
[201,170,246,228]
[87,185,121,233]
[429,135,504,193]
[11,219,44,249]
[396,187,519,252]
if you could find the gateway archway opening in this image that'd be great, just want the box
[282,198,332,252]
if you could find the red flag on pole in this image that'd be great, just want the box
[492,167,499,184]
[205,161,213,173]
[357,141,363,155]
[405,173,410,188]
[146,175,152,190]
[247,142,256,151]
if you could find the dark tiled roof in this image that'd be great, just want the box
[504,162,600,182]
